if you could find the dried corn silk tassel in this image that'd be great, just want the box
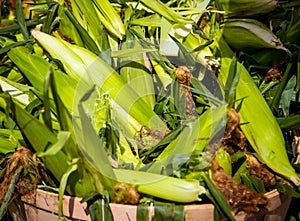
[0,147,45,203]
[222,108,247,153]
[112,183,140,205]
[247,155,276,187]
[211,160,268,215]
[175,66,196,115]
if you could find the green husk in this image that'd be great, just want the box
[222,19,288,53]
[219,56,300,185]
[219,0,278,17]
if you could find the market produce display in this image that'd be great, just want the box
[0,0,300,220]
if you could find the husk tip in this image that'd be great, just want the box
[291,176,300,186]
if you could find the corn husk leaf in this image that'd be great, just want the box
[138,0,192,24]
[91,0,125,39]
[222,19,288,54]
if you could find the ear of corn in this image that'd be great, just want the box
[218,56,300,185]
[118,29,156,109]
[138,0,192,24]
[219,0,278,17]
[31,30,168,133]
[5,45,114,197]
[222,19,289,53]
[7,46,77,112]
[32,30,87,82]
[113,168,206,203]
[68,0,125,40]
[59,6,101,55]
[91,0,125,39]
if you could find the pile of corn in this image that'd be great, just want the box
[0,0,299,220]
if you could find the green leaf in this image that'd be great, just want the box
[0,140,16,154]
[169,34,195,68]
[43,71,53,130]
[277,115,300,131]
[190,77,223,106]
[131,14,161,27]
[3,96,93,196]
[137,205,150,221]
[58,159,79,217]
[89,199,114,221]
[42,3,59,34]
[8,46,77,111]
[201,171,235,221]
[0,40,32,55]
[0,166,23,220]
[37,131,71,157]
[232,159,248,184]
[119,31,156,109]
[154,203,184,221]
[240,173,254,190]
[140,126,182,161]
[16,0,29,40]
[224,55,242,105]
[139,0,192,23]
[63,6,100,55]
[270,62,293,114]
[0,19,43,35]
[248,175,266,193]
[280,75,296,117]
[276,183,300,198]
[111,48,157,58]
[7,97,68,179]
[286,19,300,45]
[56,5,83,46]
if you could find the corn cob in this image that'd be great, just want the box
[91,0,125,39]
[113,169,206,203]
[69,0,125,40]
[219,0,278,17]
[7,46,77,112]
[218,57,300,186]
[139,0,192,24]
[222,19,288,53]
[118,31,156,110]
[66,41,168,138]
[31,30,168,133]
